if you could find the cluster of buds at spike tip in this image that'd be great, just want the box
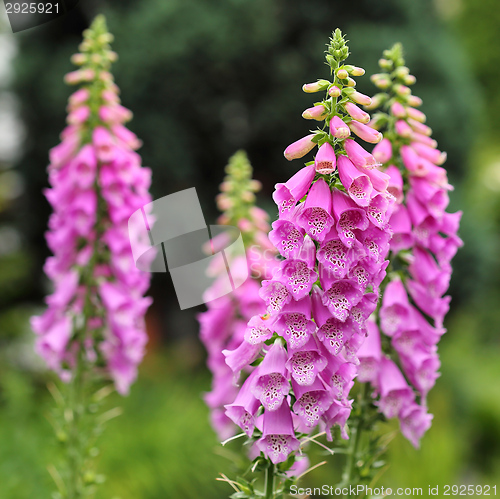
[355,43,463,449]
[218,30,396,474]
[198,151,279,441]
[215,150,271,244]
[31,15,153,395]
[285,29,383,168]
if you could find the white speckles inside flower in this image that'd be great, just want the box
[294,391,331,427]
[254,372,289,411]
[289,351,316,385]
[304,207,330,238]
[283,313,312,349]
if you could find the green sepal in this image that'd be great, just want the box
[316,79,331,91]
[251,455,271,473]
[341,87,355,96]
[311,131,328,144]
[249,356,264,367]
[277,452,296,473]
[264,331,284,346]
[234,476,256,496]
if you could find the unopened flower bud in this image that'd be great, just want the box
[68,88,90,109]
[337,69,348,79]
[71,53,86,65]
[249,179,262,191]
[408,95,423,107]
[250,206,269,223]
[411,142,447,165]
[326,55,336,66]
[345,102,370,124]
[99,71,113,82]
[216,194,233,211]
[404,74,416,85]
[406,107,426,123]
[217,214,230,225]
[284,134,317,160]
[391,101,406,118]
[394,84,411,96]
[370,73,391,90]
[302,105,327,121]
[241,191,256,202]
[330,116,351,139]
[350,66,365,76]
[346,77,356,87]
[395,119,412,138]
[378,58,393,70]
[98,33,114,44]
[81,68,95,81]
[64,69,95,84]
[237,218,253,232]
[364,93,387,111]
[350,91,372,106]
[79,41,91,52]
[349,121,383,143]
[411,132,437,148]
[102,89,119,104]
[99,104,132,124]
[395,66,410,78]
[408,118,432,136]
[344,139,380,169]
[302,80,330,93]
[328,86,341,97]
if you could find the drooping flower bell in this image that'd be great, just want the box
[31,16,153,395]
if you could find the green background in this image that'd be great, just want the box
[0,0,499,496]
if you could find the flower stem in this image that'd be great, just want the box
[64,191,100,498]
[341,382,370,495]
[66,360,85,498]
[265,463,275,499]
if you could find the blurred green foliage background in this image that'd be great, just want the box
[0,0,499,497]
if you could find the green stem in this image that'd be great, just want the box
[66,357,85,499]
[265,463,275,499]
[52,17,117,498]
[340,383,370,495]
[64,178,102,498]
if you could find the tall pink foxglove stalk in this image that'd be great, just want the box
[30,16,153,496]
[358,43,462,448]
[218,30,394,498]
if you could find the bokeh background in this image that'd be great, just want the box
[0,0,499,497]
